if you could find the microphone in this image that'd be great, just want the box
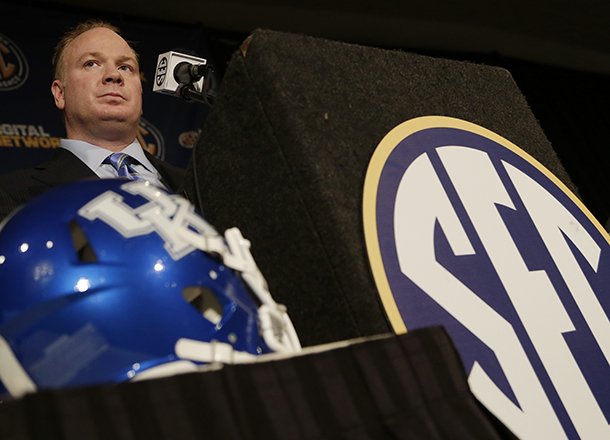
[174,61,208,85]
[153,51,216,105]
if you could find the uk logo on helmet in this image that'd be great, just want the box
[78,181,217,260]
[363,116,610,440]
[0,33,28,91]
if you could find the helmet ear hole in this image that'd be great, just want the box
[69,221,97,263]
[183,286,223,325]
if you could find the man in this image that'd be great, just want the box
[0,20,187,221]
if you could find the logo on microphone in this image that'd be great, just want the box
[363,116,610,440]
[0,33,28,91]
[155,56,168,87]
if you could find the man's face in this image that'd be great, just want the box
[51,27,142,142]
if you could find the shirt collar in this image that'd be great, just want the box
[60,139,155,172]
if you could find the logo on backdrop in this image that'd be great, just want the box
[137,117,165,159]
[0,123,60,149]
[178,129,200,149]
[363,116,610,440]
[0,33,29,91]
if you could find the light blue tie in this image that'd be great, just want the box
[103,153,142,180]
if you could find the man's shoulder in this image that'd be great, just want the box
[0,149,79,181]
[0,167,39,221]
[0,164,41,185]
[0,149,97,220]
[145,152,186,171]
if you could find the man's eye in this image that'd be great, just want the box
[84,60,99,68]
[119,65,133,72]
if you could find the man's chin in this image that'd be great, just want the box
[96,112,140,127]
[90,115,140,140]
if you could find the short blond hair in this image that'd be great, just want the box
[52,20,139,80]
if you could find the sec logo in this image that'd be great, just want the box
[155,56,167,87]
[363,116,610,439]
[137,117,165,159]
[0,33,29,91]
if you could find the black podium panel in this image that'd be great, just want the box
[184,29,576,346]
[0,327,514,440]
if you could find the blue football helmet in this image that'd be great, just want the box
[0,179,300,397]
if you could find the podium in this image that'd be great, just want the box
[184,29,575,347]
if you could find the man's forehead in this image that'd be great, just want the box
[66,28,137,60]
[75,51,138,63]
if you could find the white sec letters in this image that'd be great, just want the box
[393,146,609,439]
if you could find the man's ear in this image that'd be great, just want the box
[51,80,65,110]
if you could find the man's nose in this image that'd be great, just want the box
[103,70,123,84]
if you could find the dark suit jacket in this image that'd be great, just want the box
[0,148,187,221]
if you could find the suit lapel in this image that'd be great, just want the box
[146,152,186,193]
